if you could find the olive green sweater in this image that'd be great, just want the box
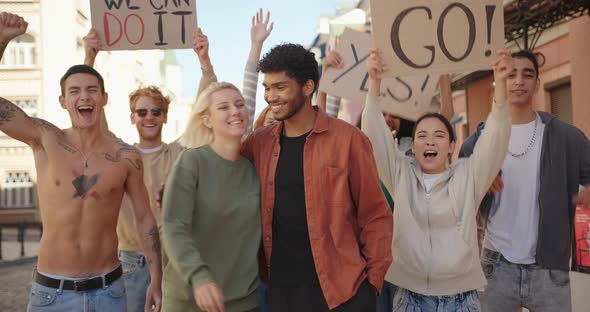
[161,145,261,312]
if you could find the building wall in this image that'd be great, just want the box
[463,17,589,138]
[0,0,184,222]
[0,1,44,220]
[569,16,590,137]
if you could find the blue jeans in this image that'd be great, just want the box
[377,281,398,312]
[479,249,572,312]
[120,250,151,312]
[27,276,126,312]
[258,281,267,312]
[393,288,480,311]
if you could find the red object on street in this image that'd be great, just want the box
[574,205,590,273]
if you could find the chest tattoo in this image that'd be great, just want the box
[71,170,100,200]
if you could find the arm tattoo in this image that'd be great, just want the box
[147,226,162,256]
[0,98,18,126]
[57,141,78,154]
[104,140,142,169]
[31,118,77,154]
[32,118,58,132]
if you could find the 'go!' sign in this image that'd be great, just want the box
[370,0,504,76]
[90,0,197,51]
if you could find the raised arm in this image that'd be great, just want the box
[243,8,273,136]
[83,29,102,67]
[192,28,218,96]
[0,14,43,145]
[0,12,27,60]
[438,74,454,121]
[468,50,512,202]
[123,144,163,312]
[317,50,343,116]
[361,49,403,195]
[0,96,46,147]
[81,29,115,134]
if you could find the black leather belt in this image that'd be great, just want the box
[34,266,122,292]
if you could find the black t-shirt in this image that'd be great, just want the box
[269,130,320,287]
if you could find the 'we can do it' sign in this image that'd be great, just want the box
[90,0,197,51]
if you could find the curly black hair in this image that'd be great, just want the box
[257,43,319,93]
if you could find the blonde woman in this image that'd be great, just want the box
[161,82,261,312]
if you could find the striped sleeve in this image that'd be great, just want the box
[326,95,341,117]
[243,62,259,137]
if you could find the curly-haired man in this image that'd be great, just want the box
[241,43,393,311]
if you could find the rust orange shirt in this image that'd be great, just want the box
[241,110,393,309]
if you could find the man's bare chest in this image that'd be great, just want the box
[36,145,133,201]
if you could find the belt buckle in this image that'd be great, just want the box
[73,279,90,292]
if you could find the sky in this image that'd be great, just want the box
[174,0,350,116]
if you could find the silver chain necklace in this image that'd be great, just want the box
[508,115,538,158]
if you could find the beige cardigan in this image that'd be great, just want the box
[361,95,511,296]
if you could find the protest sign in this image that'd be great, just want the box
[319,28,439,121]
[90,0,197,51]
[370,0,504,76]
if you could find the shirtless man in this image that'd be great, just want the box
[0,12,161,312]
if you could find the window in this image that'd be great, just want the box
[13,98,38,117]
[1,171,36,209]
[549,82,573,125]
[0,33,36,68]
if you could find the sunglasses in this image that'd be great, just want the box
[134,108,164,117]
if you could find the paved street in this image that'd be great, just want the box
[0,259,35,312]
[0,228,41,311]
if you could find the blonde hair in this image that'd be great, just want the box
[128,86,171,112]
[254,106,272,131]
[179,82,243,148]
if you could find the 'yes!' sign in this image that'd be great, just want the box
[319,28,439,121]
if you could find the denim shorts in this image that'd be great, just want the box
[393,288,480,312]
[119,250,151,312]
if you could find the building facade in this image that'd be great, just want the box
[0,0,184,223]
